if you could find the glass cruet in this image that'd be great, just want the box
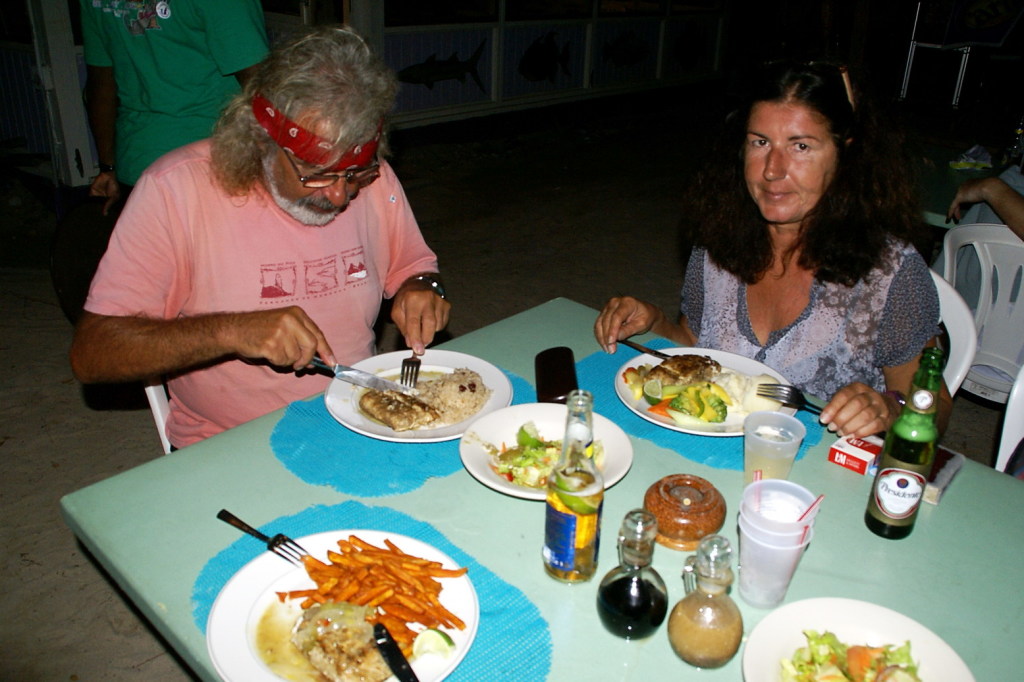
[666,534,743,668]
[595,508,668,639]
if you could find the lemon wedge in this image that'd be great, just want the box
[413,628,455,659]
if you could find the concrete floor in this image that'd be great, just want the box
[0,90,1010,680]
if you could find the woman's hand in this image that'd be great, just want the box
[594,296,666,353]
[818,382,901,438]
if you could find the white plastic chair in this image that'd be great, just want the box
[930,270,978,396]
[144,379,173,454]
[996,363,1024,473]
[942,223,1024,403]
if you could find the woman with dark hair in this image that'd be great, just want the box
[595,61,951,438]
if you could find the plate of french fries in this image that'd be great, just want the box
[207,530,479,682]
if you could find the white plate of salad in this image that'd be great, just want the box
[458,402,634,500]
[742,597,975,682]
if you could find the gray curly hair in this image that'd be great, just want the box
[211,25,398,195]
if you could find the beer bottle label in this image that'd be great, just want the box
[543,507,578,570]
[873,467,926,519]
[543,504,601,570]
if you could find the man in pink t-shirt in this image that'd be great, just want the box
[70,26,451,449]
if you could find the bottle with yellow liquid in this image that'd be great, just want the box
[543,389,604,582]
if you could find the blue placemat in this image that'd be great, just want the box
[192,501,551,681]
[269,372,535,496]
[574,339,823,469]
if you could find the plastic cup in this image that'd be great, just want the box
[743,411,806,485]
[737,516,814,609]
[737,511,810,548]
[740,479,820,534]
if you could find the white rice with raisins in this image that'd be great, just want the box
[417,368,491,424]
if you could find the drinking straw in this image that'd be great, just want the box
[797,494,824,522]
[753,470,763,511]
[797,523,811,546]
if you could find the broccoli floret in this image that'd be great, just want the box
[667,384,728,423]
[697,385,728,422]
[669,387,703,417]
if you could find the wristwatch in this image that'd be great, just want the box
[411,274,447,300]
[98,162,115,174]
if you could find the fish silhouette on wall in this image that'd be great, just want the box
[398,41,487,92]
[602,30,649,68]
[518,32,571,83]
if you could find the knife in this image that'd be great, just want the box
[310,357,416,395]
[620,338,674,360]
[373,623,421,682]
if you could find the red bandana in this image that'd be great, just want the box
[252,94,381,170]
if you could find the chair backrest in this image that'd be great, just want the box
[144,380,173,454]
[942,223,1024,402]
[996,363,1024,473]
[929,270,978,396]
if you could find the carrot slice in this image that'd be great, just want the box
[648,397,673,417]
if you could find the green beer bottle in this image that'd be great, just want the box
[864,347,945,539]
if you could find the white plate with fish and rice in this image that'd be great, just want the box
[324,350,513,443]
[614,347,796,437]
[207,530,479,682]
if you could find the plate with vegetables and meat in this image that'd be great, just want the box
[614,348,796,436]
[207,530,478,682]
[459,402,634,500]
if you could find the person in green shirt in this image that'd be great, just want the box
[80,0,269,214]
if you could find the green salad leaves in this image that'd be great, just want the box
[780,630,921,682]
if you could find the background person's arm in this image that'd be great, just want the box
[232,62,261,87]
[947,176,1024,240]
[84,64,121,215]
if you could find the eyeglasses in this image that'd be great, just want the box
[282,149,380,189]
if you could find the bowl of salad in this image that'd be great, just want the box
[742,598,974,682]
[458,402,633,500]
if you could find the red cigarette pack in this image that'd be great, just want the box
[827,435,883,475]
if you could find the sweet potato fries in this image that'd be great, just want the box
[277,535,467,656]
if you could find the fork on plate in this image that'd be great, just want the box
[400,352,421,388]
[755,383,822,415]
[216,509,308,565]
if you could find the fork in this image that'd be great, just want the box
[216,509,308,565]
[400,351,421,388]
[755,383,823,415]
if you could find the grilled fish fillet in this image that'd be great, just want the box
[359,390,440,431]
[293,603,390,682]
[647,354,721,386]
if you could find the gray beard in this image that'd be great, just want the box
[262,156,343,227]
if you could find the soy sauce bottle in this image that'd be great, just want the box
[596,508,668,639]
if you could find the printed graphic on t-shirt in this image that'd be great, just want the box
[99,1,167,35]
[260,264,297,298]
[344,249,368,283]
[306,255,341,295]
[258,247,367,302]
